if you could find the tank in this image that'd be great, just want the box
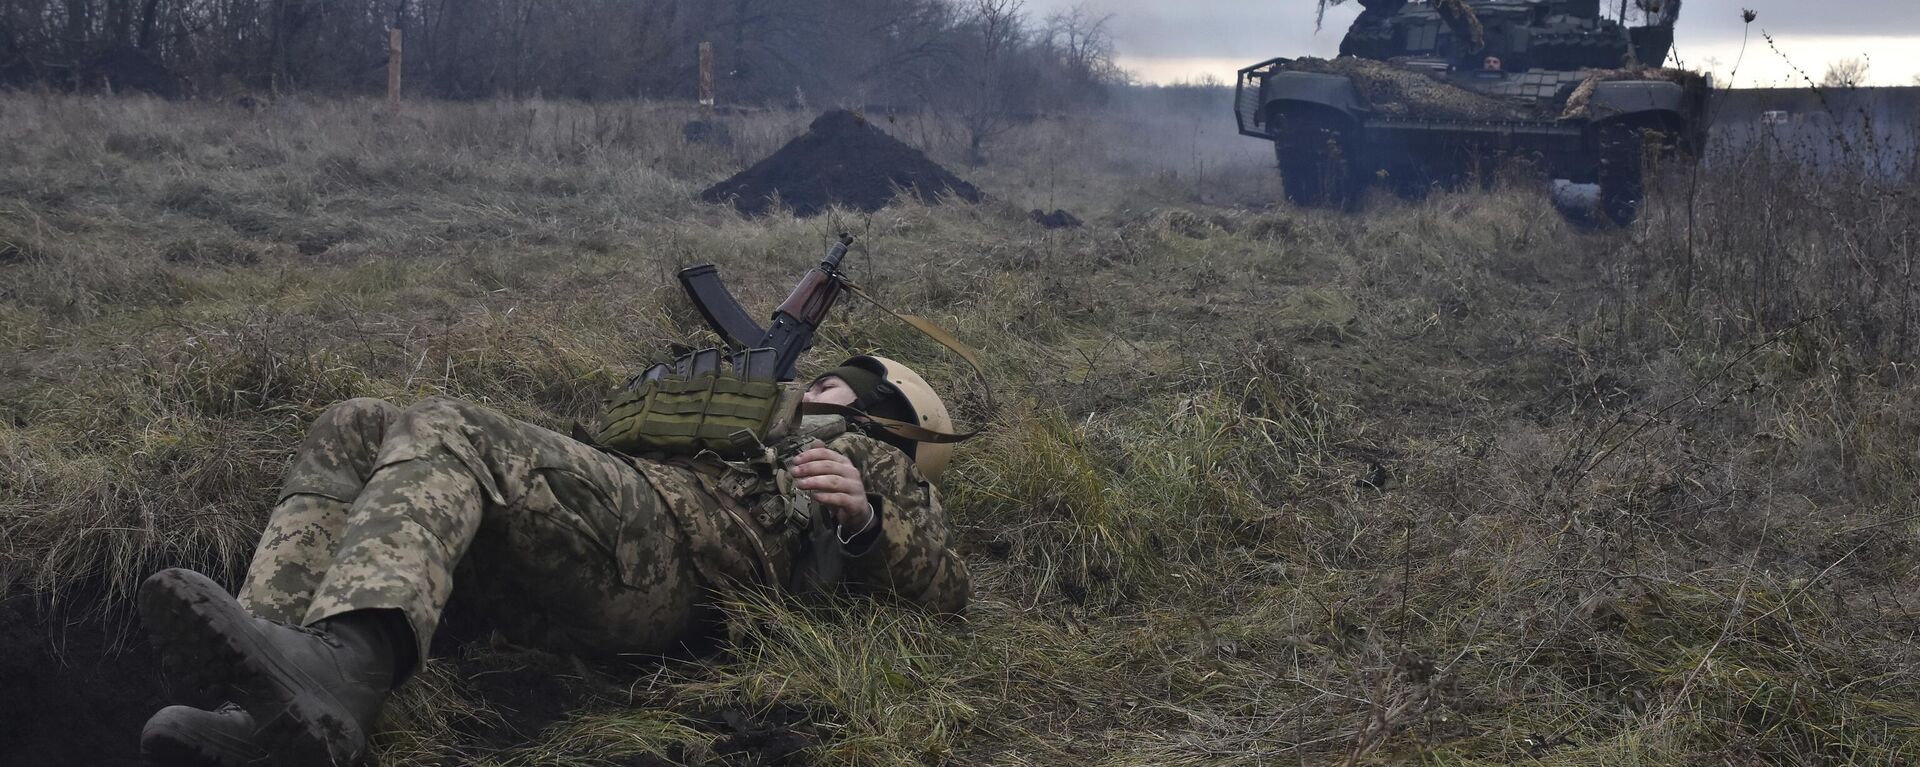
[1234,0,1709,223]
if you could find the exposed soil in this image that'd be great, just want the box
[0,584,822,766]
[701,110,981,217]
[1029,208,1083,229]
[0,595,170,767]
[704,705,815,765]
[0,536,796,766]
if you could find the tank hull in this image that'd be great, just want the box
[1235,56,1708,221]
[1236,0,1704,221]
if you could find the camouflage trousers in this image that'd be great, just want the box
[236,397,708,662]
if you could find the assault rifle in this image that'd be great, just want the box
[600,234,856,455]
[671,235,859,594]
[674,233,855,382]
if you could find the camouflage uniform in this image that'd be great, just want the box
[237,396,969,663]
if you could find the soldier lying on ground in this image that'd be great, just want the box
[135,355,970,767]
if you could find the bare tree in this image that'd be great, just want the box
[1043,3,1117,92]
[957,0,1024,164]
[0,0,1122,105]
[1821,57,1869,88]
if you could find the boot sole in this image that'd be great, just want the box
[144,738,256,767]
[140,569,362,767]
[142,707,264,767]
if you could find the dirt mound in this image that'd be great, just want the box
[1029,209,1083,229]
[701,110,981,217]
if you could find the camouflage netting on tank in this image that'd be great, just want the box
[1559,67,1711,120]
[1279,57,1527,121]
[1277,57,1708,122]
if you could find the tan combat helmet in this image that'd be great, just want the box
[837,354,957,483]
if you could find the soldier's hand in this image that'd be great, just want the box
[788,443,874,530]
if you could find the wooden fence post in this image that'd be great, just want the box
[387,28,403,107]
[698,41,715,111]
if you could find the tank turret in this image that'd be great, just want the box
[1339,0,1671,72]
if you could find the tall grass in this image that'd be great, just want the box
[2,91,1918,765]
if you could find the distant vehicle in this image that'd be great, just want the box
[1234,0,1710,224]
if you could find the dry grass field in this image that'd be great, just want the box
[3,92,1920,766]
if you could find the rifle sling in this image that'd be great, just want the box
[797,402,979,444]
[840,280,996,417]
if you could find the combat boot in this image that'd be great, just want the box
[140,703,264,767]
[139,568,400,767]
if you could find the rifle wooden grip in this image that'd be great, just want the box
[776,269,842,325]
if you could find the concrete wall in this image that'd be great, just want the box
[1705,87,1920,179]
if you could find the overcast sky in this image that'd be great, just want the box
[1021,0,1920,87]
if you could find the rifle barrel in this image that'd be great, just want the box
[821,233,854,271]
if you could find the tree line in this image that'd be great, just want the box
[0,0,1120,113]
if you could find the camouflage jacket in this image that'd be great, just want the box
[622,425,969,615]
